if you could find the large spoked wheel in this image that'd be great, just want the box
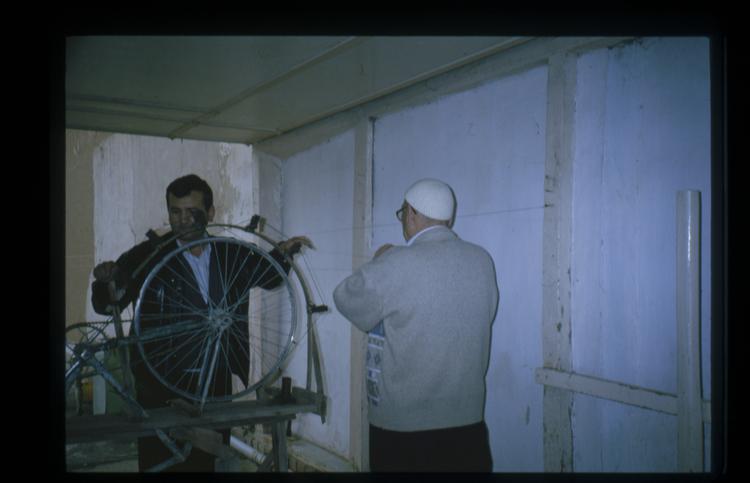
[133,236,298,404]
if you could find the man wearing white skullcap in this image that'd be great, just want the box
[404,178,456,223]
[334,178,498,472]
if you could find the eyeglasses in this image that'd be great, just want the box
[396,206,405,222]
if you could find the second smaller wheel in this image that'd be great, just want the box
[65,321,110,377]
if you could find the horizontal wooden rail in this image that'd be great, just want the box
[67,391,322,444]
[535,367,711,424]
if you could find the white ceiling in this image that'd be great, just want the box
[65,36,531,145]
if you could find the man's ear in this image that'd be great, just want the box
[207,206,216,222]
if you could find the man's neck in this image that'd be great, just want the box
[177,238,207,257]
[406,224,446,245]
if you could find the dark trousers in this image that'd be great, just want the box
[369,421,493,472]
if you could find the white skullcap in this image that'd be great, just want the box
[404,178,456,221]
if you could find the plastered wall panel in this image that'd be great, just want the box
[571,37,711,471]
[573,394,677,471]
[66,130,111,328]
[281,129,356,460]
[372,64,548,471]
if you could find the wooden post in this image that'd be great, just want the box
[676,190,704,472]
[541,52,576,472]
[350,117,374,471]
[272,420,289,472]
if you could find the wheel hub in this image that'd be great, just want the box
[207,308,233,331]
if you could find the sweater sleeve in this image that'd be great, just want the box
[333,267,384,333]
[253,247,292,289]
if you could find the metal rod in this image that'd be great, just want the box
[676,190,704,472]
[85,352,148,419]
[230,435,267,465]
[108,282,136,405]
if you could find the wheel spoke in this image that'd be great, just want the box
[219,247,259,310]
[197,335,222,404]
[225,261,278,315]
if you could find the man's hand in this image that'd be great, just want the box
[373,244,394,259]
[278,236,315,257]
[93,261,125,304]
[93,261,119,282]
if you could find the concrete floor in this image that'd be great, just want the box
[66,440,259,473]
[66,440,138,472]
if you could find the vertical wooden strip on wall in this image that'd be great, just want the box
[350,118,374,470]
[541,52,577,472]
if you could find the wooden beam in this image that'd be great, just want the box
[535,367,711,423]
[541,51,577,473]
[272,420,289,472]
[537,368,673,414]
[66,399,317,444]
[349,117,373,471]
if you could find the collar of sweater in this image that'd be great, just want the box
[407,225,455,246]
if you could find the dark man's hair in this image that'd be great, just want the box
[166,174,214,210]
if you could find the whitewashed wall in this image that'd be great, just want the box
[66,130,110,328]
[69,131,257,414]
[371,65,549,472]
[281,130,356,460]
[570,37,711,471]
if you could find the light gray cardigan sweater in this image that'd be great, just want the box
[333,226,498,432]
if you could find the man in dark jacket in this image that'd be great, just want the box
[91,174,311,471]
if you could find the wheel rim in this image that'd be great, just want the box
[133,236,298,403]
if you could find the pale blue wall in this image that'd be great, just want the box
[281,130,356,460]
[571,37,711,471]
[371,64,549,472]
[276,36,712,473]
